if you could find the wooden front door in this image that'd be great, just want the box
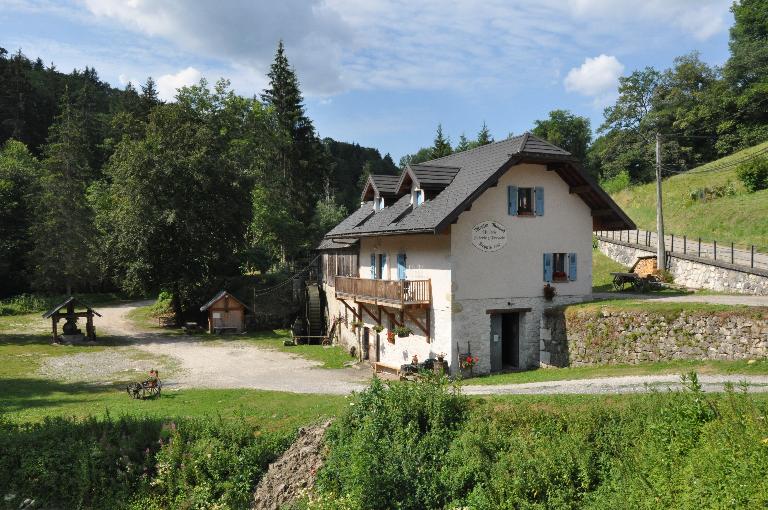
[501,313,520,368]
[362,327,370,360]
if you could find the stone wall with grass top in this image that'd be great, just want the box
[541,304,768,366]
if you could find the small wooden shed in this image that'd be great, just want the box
[200,290,250,334]
[42,296,101,343]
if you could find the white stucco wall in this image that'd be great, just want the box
[358,234,453,369]
[450,162,594,372]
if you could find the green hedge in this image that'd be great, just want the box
[0,414,291,510]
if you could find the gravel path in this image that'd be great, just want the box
[463,374,768,395]
[44,301,766,396]
[96,302,368,394]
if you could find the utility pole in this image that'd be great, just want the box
[655,133,666,271]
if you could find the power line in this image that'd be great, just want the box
[252,255,320,297]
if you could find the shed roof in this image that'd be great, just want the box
[321,132,634,242]
[199,290,251,312]
[42,296,102,319]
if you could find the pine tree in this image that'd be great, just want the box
[140,77,160,117]
[431,124,452,159]
[476,121,493,146]
[261,40,314,143]
[31,88,97,293]
[455,133,472,152]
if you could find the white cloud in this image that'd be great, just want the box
[566,0,728,41]
[32,0,728,99]
[564,54,624,97]
[156,67,203,101]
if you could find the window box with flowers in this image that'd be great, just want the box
[393,325,412,338]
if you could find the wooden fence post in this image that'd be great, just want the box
[714,240,717,261]
[752,245,755,268]
[731,242,734,264]
[683,235,687,254]
[698,238,701,257]
[671,234,674,253]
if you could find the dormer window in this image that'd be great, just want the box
[374,195,385,212]
[411,189,424,207]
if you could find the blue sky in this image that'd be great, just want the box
[1,0,733,161]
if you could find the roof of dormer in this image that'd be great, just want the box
[360,173,400,201]
[321,132,634,242]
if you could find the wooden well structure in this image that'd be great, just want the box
[200,290,250,334]
[42,297,101,343]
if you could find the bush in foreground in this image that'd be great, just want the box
[736,156,768,192]
[313,373,768,509]
[0,414,290,510]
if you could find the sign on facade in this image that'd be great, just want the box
[471,220,507,252]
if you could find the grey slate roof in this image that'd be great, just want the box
[360,173,400,201]
[321,132,634,243]
[316,238,359,250]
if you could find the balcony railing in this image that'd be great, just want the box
[334,277,431,308]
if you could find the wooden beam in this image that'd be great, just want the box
[338,298,361,321]
[591,209,614,217]
[359,302,380,324]
[404,308,430,340]
[385,310,402,328]
[485,307,532,314]
[569,185,591,194]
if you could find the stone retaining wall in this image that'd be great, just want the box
[597,238,768,295]
[541,306,768,366]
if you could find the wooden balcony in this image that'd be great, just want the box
[334,277,431,308]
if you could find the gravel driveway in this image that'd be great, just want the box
[96,302,368,394]
[42,301,767,396]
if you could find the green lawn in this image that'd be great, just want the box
[591,248,629,292]
[466,359,768,385]
[611,141,768,251]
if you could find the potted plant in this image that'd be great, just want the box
[351,320,364,331]
[434,352,448,374]
[393,325,412,338]
[386,330,396,344]
[372,324,385,334]
[459,354,479,378]
[543,283,556,301]
[436,352,446,363]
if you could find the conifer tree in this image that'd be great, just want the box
[31,88,97,294]
[476,121,493,145]
[455,133,472,152]
[431,124,452,159]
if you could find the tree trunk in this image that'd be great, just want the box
[171,286,184,326]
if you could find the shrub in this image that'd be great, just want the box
[0,294,55,316]
[314,373,768,509]
[688,181,737,201]
[736,156,768,192]
[600,171,630,194]
[317,375,468,510]
[0,415,290,510]
[148,291,173,317]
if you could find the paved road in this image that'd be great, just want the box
[591,292,768,307]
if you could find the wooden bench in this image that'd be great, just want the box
[372,362,401,376]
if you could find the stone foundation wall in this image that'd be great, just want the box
[542,306,768,366]
[597,239,768,295]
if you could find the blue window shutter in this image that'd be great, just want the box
[397,253,407,280]
[508,186,518,216]
[380,253,387,279]
[535,186,544,216]
[568,252,577,281]
[370,253,376,279]
[543,253,553,282]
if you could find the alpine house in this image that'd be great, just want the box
[317,133,634,375]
